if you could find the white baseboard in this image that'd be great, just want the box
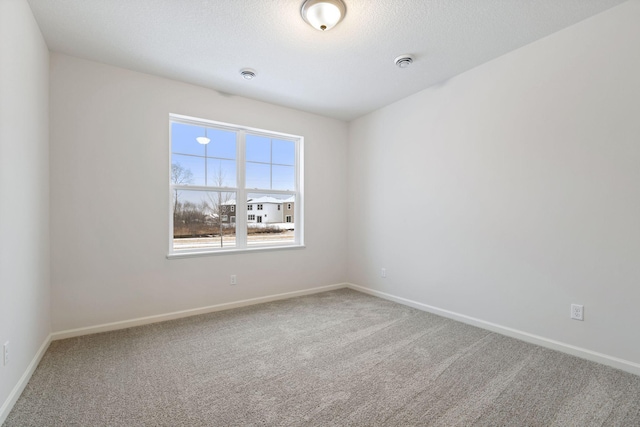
[0,334,51,425]
[346,283,640,377]
[52,283,349,340]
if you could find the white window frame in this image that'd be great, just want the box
[168,114,304,258]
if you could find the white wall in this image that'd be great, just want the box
[348,1,640,366]
[0,0,51,417]
[49,54,348,332]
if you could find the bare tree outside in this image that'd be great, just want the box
[171,162,193,219]
[171,162,236,248]
[204,165,233,247]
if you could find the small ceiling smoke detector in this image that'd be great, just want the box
[394,55,413,68]
[240,69,256,80]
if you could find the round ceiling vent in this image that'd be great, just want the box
[394,55,413,68]
[240,69,256,80]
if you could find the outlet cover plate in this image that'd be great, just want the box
[571,304,584,321]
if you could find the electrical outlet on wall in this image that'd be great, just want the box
[230,275,237,285]
[381,268,386,278]
[571,304,584,321]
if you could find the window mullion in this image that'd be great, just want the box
[236,130,247,248]
[204,143,208,186]
[169,120,175,254]
[172,184,233,192]
[296,137,304,245]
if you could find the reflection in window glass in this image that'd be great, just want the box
[171,124,236,188]
[171,123,206,157]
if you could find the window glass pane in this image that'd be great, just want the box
[207,159,236,187]
[172,190,236,250]
[171,154,205,186]
[272,139,295,165]
[246,134,271,163]
[170,116,302,254]
[171,123,205,156]
[272,165,295,191]
[246,193,295,246]
[207,128,236,159]
[246,162,271,189]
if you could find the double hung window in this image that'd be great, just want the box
[169,114,303,256]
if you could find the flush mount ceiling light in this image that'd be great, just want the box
[196,128,210,145]
[395,55,414,68]
[301,0,346,31]
[240,68,256,80]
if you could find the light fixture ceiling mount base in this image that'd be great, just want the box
[301,0,346,31]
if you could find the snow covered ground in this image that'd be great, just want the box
[247,222,295,230]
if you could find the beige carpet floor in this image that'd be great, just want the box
[4,288,640,426]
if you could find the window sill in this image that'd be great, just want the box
[166,244,306,259]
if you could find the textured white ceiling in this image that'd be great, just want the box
[28,0,627,121]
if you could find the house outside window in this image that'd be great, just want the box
[169,114,303,255]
